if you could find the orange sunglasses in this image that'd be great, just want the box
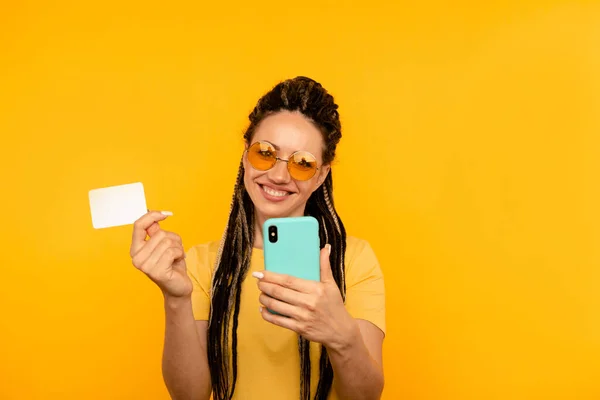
[245,141,320,181]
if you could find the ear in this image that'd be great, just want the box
[242,142,249,168]
[316,164,331,188]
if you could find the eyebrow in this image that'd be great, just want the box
[263,140,281,150]
[261,140,317,158]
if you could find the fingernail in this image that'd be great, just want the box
[259,306,263,313]
[326,244,331,255]
[252,271,264,279]
[161,211,173,216]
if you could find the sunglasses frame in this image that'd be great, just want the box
[245,140,321,181]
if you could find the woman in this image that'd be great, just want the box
[130,76,386,400]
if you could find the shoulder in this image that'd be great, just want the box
[185,241,220,320]
[185,240,221,278]
[345,235,380,268]
[343,235,383,284]
[342,235,386,334]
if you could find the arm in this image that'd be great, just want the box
[255,244,385,400]
[129,211,212,400]
[162,296,212,400]
[327,319,384,400]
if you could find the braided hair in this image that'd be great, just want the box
[207,76,346,400]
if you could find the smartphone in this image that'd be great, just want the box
[263,215,321,283]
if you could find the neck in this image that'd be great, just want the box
[253,207,306,250]
[253,213,267,250]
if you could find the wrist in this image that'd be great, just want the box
[163,292,192,310]
[326,316,362,357]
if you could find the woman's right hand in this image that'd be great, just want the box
[129,210,193,298]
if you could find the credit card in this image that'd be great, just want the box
[88,182,147,229]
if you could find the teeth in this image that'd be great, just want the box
[263,185,288,197]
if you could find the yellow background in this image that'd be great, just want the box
[1,1,599,399]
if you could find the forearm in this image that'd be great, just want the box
[327,321,384,400]
[162,295,211,400]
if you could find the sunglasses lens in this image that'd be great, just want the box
[248,142,276,170]
[289,151,318,181]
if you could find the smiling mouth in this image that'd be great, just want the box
[259,184,292,198]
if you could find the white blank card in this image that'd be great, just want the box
[89,182,147,229]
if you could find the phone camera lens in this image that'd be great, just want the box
[268,226,278,243]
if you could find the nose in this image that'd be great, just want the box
[268,158,291,184]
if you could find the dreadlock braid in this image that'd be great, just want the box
[302,171,347,400]
[208,158,255,400]
[322,180,345,291]
[208,76,345,400]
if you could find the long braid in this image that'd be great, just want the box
[208,159,254,400]
[298,335,312,400]
[322,177,346,298]
[303,172,347,400]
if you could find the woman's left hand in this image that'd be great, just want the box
[254,244,358,351]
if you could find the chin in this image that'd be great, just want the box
[255,202,293,220]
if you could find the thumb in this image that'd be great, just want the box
[319,244,334,283]
[146,221,161,237]
[146,210,173,237]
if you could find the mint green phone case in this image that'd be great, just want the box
[263,216,321,283]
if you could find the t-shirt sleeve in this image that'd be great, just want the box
[344,239,386,336]
[185,244,213,321]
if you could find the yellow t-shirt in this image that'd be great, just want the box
[185,236,386,400]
